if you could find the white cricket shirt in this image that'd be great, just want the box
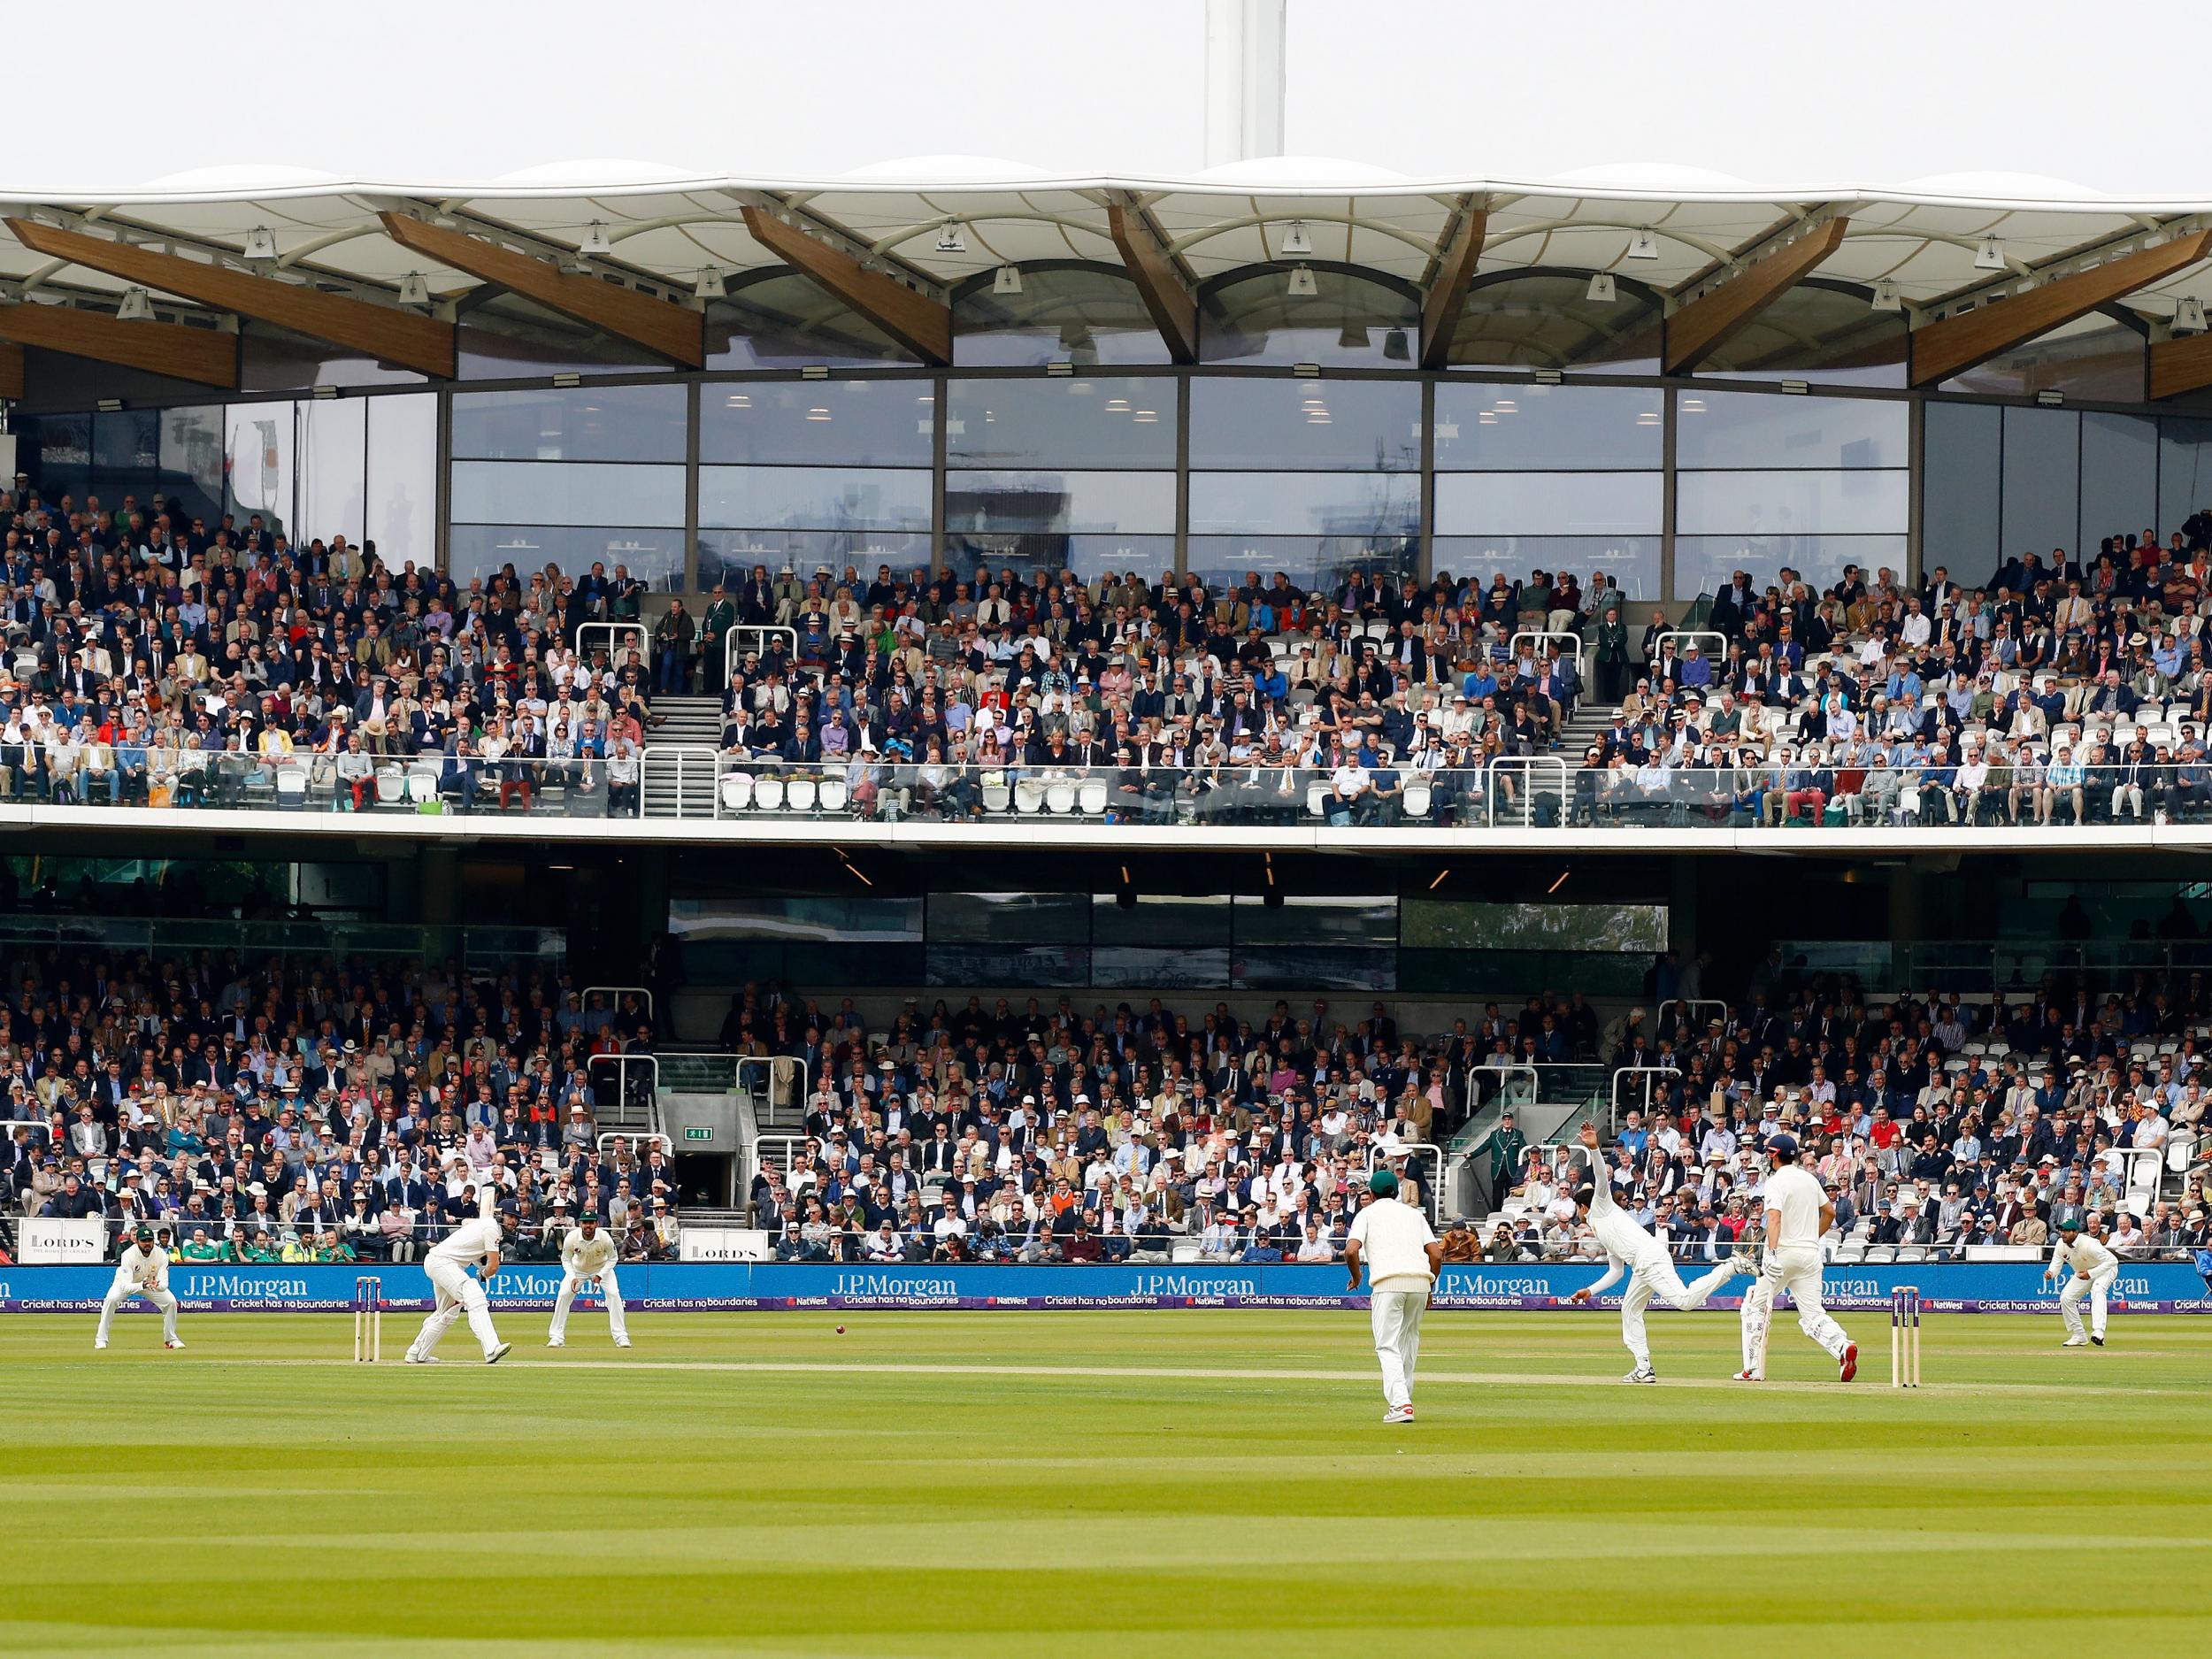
[561,1228,620,1278]
[426,1215,503,1267]
[1348,1196,1438,1294]
[1763,1164,1827,1246]
[2050,1233,2119,1279]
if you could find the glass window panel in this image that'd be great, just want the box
[1092,948,1233,989]
[1673,534,1909,602]
[1402,900,1668,951]
[448,525,684,591]
[1694,283,1909,388]
[1444,273,1662,374]
[669,895,923,941]
[1187,472,1419,536]
[699,465,932,531]
[1432,535,1660,602]
[945,470,1175,534]
[1232,947,1394,992]
[2078,413,2159,554]
[241,328,427,392]
[451,383,687,462]
[1091,894,1230,948]
[700,530,934,591]
[942,533,1176,587]
[925,944,1093,987]
[1435,471,1661,536]
[707,273,918,369]
[1187,378,1421,470]
[90,409,161,508]
[366,393,438,572]
[1187,535,1417,595]
[953,266,1174,367]
[1943,314,2147,403]
[927,891,1093,943]
[1675,469,1909,535]
[450,460,685,527]
[223,401,296,540]
[1432,382,1662,469]
[1199,267,1420,367]
[699,379,933,466]
[946,377,1178,467]
[456,296,673,378]
[24,412,90,502]
[1231,895,1395,947]
[157,405,225,525]
[1922,401,2002,583]
[295,397,366,547]
[1999,406,2080,561]
[2160,417,2212,538]
[1674,390,1909,469]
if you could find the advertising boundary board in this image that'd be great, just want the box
[4,1261,2208,1314]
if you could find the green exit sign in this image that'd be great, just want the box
[681,1126,714,1143]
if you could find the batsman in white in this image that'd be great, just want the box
[2046,1213,2120,1348]
[1735,1133,1858,1383]
[1344,1165,1442,1424]
[95,1223,182,1350]
[1565,1122,1748,1382]
[404,1192,515,1365]
[547,1210,631,1348]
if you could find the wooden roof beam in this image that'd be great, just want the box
[1909,229,2212,388]
[0,302,236,388]
[1105,201,1199,363]
[1663,217,1849,374]
[739,205,951,365]
[2150,331,2212,400]
[1418,200,1488,370]
[4,217,455,379]
[377,212,703,367]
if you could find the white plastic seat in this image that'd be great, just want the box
[373,764,404,804]
[1044,780,1078,814]
[1306,781,1327,818]
[982,778,1012,813]
[720,773,755,812]
[404,768,441,805]
[818,778,849,813]
[787,778,818,812]
[1077,780,1108,815]
[1014,778,1047,814]
[1402,780,1432,818]
[755,776,786,811]
[275,766,310,808]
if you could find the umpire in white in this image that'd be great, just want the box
[1345,1167,1443,1424]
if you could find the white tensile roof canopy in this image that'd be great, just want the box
[2,158,2208,386]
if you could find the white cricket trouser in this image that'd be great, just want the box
[1370,1286,1428,1409]
[549,1266,627,1341]
[2061,1263,2119,1339]
[411,1258,503,1358]
[1739,1243,1849,1376]
[1619,1251,1739,1369]
[96,1280,179,1343]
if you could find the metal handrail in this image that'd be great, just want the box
[639,742,721,819]
[575,620,652,671]
[1367,1141,1445,1225]
[585,1053,662,1141]
[580,985,654,1022]
[1508,629,1586,679]
[1486,754,1567,827]
[1649,630,1728,687]
[723,624,803,688]
[1607,1063,1684,1133]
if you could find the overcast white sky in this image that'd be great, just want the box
[7,0,2204,196]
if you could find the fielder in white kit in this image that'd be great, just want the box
[1565,1122,1747,1382]
[1344,1166,1443,1424]
[95,1224,183,1350]
[548,1210,631,1348]
[1735,1134,1857,1383]
[2046,1215,2120,1347]
[404,1197,515,1365]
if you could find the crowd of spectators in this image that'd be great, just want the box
[0,939,678,1263]
[1494,964,2209,1262]
[1586,509,2212,826]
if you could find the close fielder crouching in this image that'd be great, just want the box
[548,1210,631,1348]
[1566,1123,1747,1382]
[96,1224,183,1350]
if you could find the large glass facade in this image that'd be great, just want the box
[1671,388,1910,597]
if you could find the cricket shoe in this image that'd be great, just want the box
[1624,1366,1657,1384]
[1732,1368,1763,1382]
[614,1337,632,1348]
[486,1343,513,1364]
[2091,1334,2105,1347]
[2062,1335,2089,1348]
[1838,1342,1858,1383]
[165,1339,185,1349]
[546,1338,565,1348]
[93,1339,108,1350]
[403,1351,442,1364]
[1382,1405,1415,1424]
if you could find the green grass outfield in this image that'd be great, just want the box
[3,1309,2206,1657]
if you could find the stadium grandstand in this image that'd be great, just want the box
[8,82,2212,1274]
